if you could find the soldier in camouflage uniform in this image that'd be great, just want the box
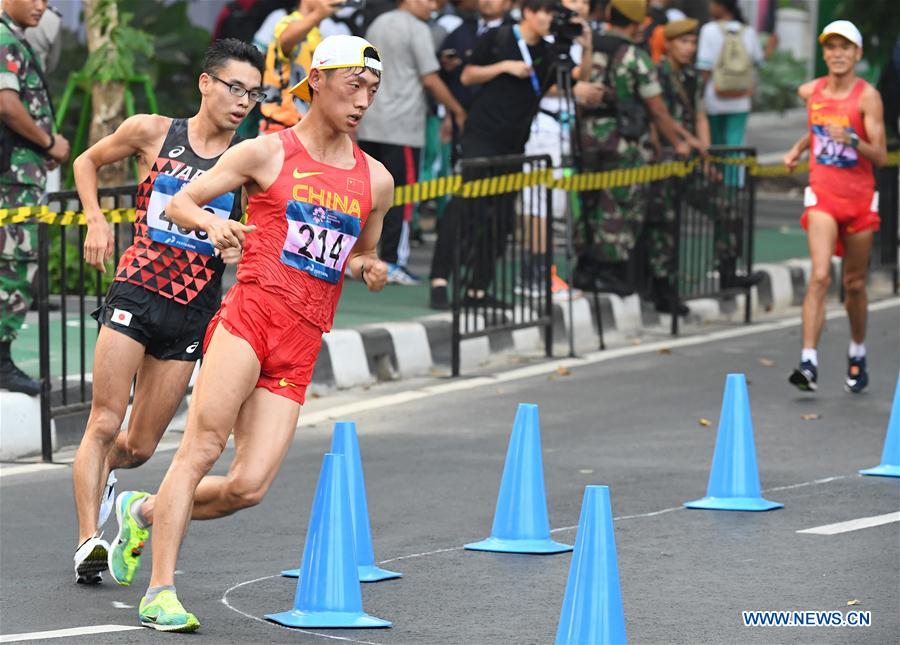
[646,18,708,314]
[0,0,70,394]
[574,0,697,296]
[649,18,763,308]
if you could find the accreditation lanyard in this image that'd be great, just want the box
[512,24,541,97]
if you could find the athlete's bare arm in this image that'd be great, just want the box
[166,136,285,249]
[854,85,887,167]
[797,79,817,102]
[816,84,887,168]
[75,114,171,271]
[784,133,810,171]
[346,157,393,292]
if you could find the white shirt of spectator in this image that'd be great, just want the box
[357,10,441,148]
[696,19,763,115]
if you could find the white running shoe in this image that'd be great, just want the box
[386,263,421,286]
[74,535,109,584]
[97,470,117,528]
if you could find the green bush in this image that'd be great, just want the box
[753,49,808,113]
[45,0,212,296]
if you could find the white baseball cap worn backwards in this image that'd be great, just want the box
[289,35,382,102]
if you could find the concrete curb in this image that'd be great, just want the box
[301,256,889,389]
[3,256,892,460]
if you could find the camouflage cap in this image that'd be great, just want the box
[610,0,647,24]
[663,18,699,40]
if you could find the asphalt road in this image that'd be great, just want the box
[2,303,898,644]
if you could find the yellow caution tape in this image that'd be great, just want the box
[2,151,897,226]
[0,206,137,227]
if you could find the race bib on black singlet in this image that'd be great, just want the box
[812,125,859,169]
[146,174,235,255]
[281,201,360,284]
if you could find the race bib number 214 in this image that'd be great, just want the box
[281,201,360,284]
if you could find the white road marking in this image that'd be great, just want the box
[221,473,853,637]
[111,601,133,609]
[0,463,67,479]
[0,625,141,643]
[766,475,848,492]
[797,511,900,535]
[220,576,382,645]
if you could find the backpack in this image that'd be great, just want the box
[713,22,753,96]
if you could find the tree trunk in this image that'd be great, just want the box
[83,0,129,188]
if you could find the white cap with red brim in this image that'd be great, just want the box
[818,20,863,48]
[289,35,382,102]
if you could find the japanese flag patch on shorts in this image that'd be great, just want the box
[111,308,133,327]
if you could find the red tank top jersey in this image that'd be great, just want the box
[807,78,874,204]
[114,118,242,312]
[238,128,372,332]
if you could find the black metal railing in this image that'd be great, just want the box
[36,185,137,461]
[671,146,757,335]
[449,154,554,376]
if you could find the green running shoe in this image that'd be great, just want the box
[108,490,149,586]
[139,590,200,632]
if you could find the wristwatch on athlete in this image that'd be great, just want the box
[848,131,860,149]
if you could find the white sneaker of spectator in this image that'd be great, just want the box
[386,263,422,286]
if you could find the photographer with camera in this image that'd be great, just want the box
[429,0,558,309]
[574,0,702,297]
[518,0,601,298]
[258,0,344,134]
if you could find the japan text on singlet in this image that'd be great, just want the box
[807,77,874,203]
[237,128,372,332]
[114,118,242,311]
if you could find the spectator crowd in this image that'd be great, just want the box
[214,0,774,313]
[4,0,898,394]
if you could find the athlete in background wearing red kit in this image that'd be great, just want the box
[784,20,887,394]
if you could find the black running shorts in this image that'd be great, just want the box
[92,281,214,361]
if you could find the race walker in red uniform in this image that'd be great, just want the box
[70,39,264,585]
[107,36,393,632]
[784,20,888,393]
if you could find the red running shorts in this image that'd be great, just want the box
[801,187,880,257]
[204,282,322,405]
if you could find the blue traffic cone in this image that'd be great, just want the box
[266,453,391,629]
[465,403,572,554]
[282,422,401,582]
[684,374,783,511]
[555,486,626,645]
[859,372,900,478]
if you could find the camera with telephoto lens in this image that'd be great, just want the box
[551,3,582,46]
